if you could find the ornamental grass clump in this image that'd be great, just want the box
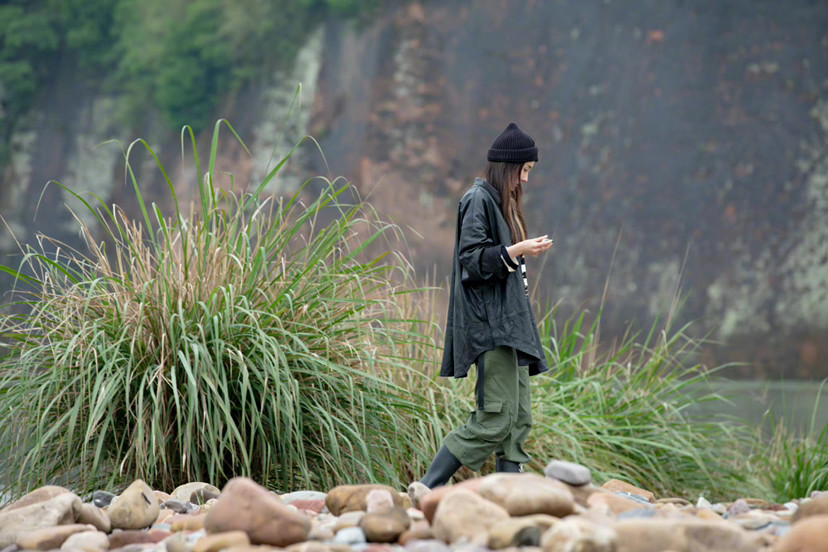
[0,121,437,496]
[530,308,767,501]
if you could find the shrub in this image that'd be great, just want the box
[0,121,438,496]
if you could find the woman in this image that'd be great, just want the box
[420,122,552,488]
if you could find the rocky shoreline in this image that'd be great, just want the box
[0,460,825,552]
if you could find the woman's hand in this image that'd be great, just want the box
[507,236,554,259]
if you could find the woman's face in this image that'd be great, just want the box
[520,162,536,183]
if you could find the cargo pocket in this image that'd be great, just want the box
[474,401,509,443]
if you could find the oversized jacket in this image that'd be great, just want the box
[440,177,549,378]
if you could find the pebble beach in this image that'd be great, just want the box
[1,459,826,552]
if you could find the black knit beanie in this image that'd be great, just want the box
[487,122,539,164]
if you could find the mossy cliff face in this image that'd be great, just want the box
[304,1,828,377]
[2,1,828,377]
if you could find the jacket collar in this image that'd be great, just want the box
[474,177,501,207]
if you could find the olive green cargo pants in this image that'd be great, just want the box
[443,346,532,471]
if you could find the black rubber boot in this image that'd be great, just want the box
[420,445,463,488]
[496,457,522,473]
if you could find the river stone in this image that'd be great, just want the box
[0,492,83,548]
[406,482,430,511]
[163,534,192,552]
[61,530,108,552]
[92,491,116,509]
[541,517,616,552]
[77,504,111,533]
[777,514,828,552]
[727,498,750,518]
[205,477,310,547]
[359,506,411,543]
[544,460,591,486]
[326,485,404,516]
[656,497,692,507]
[290,500,326,515]
[193,531,250,552]
[162,500,196,514]
[478,473,575,517]
[398,520,434,546]
[191,489,221,505]
[16,524,95,550]
[405,539,451,552]
[601,480,654,503]
[366,490,395,513]
[334,511,366,532]
[168,513,208,531]
[4,486,72,512]
[332,527,367,546]
[108,480,160,530]
[281,491,327,504]
[420,479,483,523]
[108,530,156,548]
[613,518,766,552]
[587,492,647,515]
[432,489,509,544]
[488,518,546,549]
[793,494,828,522]
[171,483,221,503]
[307,520,335,541]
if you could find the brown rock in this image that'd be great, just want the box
[3,486,72,512]
[398,492,413,511]
[154,491,172,502]
[488,518,548,549]
[420,478,483,523]
[613,519,766,552]
[695,508,723,521]
[540,518,616,552]
[291,500,326,514]
[194,531,251,552]
[793,494,828,522]
[656,497,692,507]
[398,520,433,546]
[171,483,221,503]
[333,511,365,532]
[565,483,607,508]
[205,477,311,547]
[77,504,110,533]
[326,485,405,516]
[601,479,655,503]
[225,547,284,552]
[432,489,509,544]
[108,530,156,548]
[777,514,828,552]
[478,473,575,517]
[16,524,95,550]
[587,492,645,516]
[359,506,411,543]
[0,492,83,548]
[169,512,208,531]
[108,480,160,530]
[60,530,109,552]
[406,482,430,511]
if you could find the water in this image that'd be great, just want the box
[691,379,828,437]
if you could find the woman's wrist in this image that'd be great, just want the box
[506,243,522,260]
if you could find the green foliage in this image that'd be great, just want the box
[527,309,766,500]
[0,120,438,495]
[0,0,378,137]
[762,383,828,502]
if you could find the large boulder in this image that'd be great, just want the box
[205,477,311,547]
[0,492,82,547]
[108,479,160,530]
[326,484,405,515]
[478,473,575,517]
[432,489,509,544]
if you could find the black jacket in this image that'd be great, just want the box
[440,178,549,378]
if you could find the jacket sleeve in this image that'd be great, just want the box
[458,194,510,284]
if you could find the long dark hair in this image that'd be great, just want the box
[482,162,527,244]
